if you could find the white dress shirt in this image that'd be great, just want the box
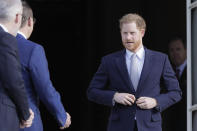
[125,46,145,81]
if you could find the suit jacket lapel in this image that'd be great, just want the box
[115,50,135,92]
[136,49,153,93]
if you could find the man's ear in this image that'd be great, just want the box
[28,17,32,27]
[141,29,145,37]
[15,14,20,23]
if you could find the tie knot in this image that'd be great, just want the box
[131,53,137,60]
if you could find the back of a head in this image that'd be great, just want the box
[0,0,22,23]
[119,13,146,31]
[21,0,33,28]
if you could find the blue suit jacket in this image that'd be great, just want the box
[16,33,67,131]
[0,27,30,131]
[87,49,182,131]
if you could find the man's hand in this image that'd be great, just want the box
[113,93,135,106]
[20,108,34,128]
[60,112,71,130]
[136,97,157,109]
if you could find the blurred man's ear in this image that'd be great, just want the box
[141,29,145,37]
[15,14,20,24]
[28,17,32,27]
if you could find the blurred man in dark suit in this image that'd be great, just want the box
[163,37,187,131]
[17,1,71,131]
[0,0,34,131]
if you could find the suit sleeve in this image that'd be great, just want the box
[0,34,30,121]
[29,45,67,126]
[154,55,182,112]
[87,57,116,107]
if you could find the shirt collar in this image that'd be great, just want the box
[0,24,8,32]
[176,59,187,71]
[18,31,27,39]
[126,46,145,60]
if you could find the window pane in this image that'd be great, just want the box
[193,111,197,129]
[191,8,197,105]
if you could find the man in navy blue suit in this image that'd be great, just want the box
[0,0,34,131]
[87,13,182,131]
[16,1,71,131]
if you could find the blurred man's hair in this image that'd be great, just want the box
[21,0,33,28]
[168,36,186,49]
[0,0,22,22]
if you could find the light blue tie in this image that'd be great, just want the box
[130,54,139,91]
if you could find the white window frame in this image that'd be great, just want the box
[187,0,197,131]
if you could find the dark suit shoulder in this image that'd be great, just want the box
[17,35,42,49]
[0,31,17,50]
[146,49,168,61]
[17,34,43,54]
[146,49,167,57]
[26,40,44,55]
[0,30,15,40]
[23,40,43,49]
[16,35,44,65]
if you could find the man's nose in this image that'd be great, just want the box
[126,34,132,39]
